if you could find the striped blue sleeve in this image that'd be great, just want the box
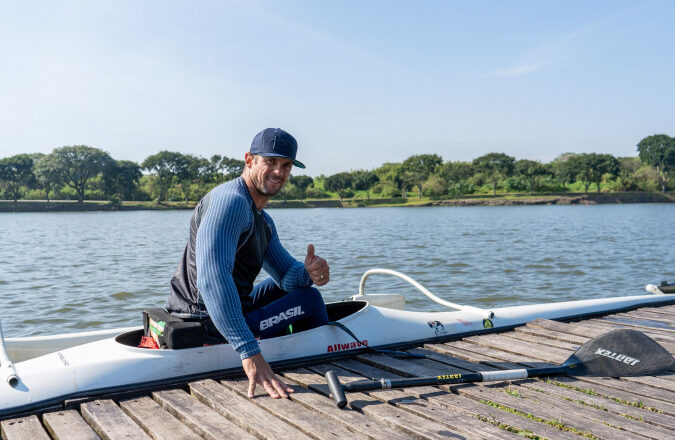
[195,188,260,360]
[262,212,312,291]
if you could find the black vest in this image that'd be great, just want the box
[166,187,271,318]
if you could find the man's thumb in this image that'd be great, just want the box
[306,244,315,261]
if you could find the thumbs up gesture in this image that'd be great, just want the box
[304,244,330,286]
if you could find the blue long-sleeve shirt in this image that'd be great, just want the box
[194,178,311,359]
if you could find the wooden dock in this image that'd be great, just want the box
[3,303,675,440]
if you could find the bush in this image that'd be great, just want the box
[377,182,401,197]
[447,182,474,197]
[305,187,330,199]
[503,177,528,192]
[422,175,447,197]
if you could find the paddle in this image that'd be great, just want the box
[325,329,674,408]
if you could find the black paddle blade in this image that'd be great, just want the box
[563,329,674,377]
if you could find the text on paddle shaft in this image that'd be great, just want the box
[595,348,640,366]
[260,306,304,331]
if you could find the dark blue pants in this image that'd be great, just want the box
[244,278,329,339]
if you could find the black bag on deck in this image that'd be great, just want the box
[142,308,203,349]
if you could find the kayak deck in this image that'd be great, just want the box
[2,303,674,440]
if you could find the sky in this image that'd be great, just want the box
[0,0,674,176]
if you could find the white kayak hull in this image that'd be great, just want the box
[2,293,674,418]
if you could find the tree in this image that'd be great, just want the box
[324,172,352,204]
[42,146,113,203]
[102,160,142,200]
[350,170,379,200]
[570,153,619,193]
[402,154,443,198]
[550,153,578,190]
[289,175,314,200]
[472,153,515,195]
[33,153,62,202]
[514,159,548,194]
[437,161,473,185]
[211,155,245,182]
[0,154,35,202]
[142,151,182,203]
[616,157,642,192]
[637,134,675,192]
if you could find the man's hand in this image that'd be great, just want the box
[304,244,330,286]
[242,353,294,399]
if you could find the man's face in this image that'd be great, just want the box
[246,153,293,196]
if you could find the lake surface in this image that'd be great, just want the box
[1,204,673,337]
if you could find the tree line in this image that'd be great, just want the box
[0,134,673,204]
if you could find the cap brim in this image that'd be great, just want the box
[257,152,305,169]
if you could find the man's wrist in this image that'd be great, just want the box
[239,341,261,360]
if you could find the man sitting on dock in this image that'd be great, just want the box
[165,128,330,399]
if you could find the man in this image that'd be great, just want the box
[166,128,330,399]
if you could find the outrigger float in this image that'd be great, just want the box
[1,269,674,418]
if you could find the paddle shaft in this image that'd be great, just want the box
[342,366,566,392]
[326,366,567,408]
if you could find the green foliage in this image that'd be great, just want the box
[304,187,330,199]
[514,159,549,194]
[447,181,474,197]
[42,146,114,203]
[350,170,379,200]
[437,161,473,183]
[422,174,447,197]
[324,172,353,203]
[402,154,443,198]
[473,153,515,195]
[569,153,619,193]
[102,160,142,200]
[637,134,675,192]
[0,154,36,202]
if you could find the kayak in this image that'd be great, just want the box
[1,269,674,419]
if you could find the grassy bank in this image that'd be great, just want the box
[1,192,673,212]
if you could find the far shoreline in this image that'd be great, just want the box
[0,192,673,213]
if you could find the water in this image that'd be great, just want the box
[0,204,673,337]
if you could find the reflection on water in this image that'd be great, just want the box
[0,204,673,337]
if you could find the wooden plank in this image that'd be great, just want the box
[189,379,312,440]
[514,324,591,345]
[454,382,637,440]
[282,367,462,440]
[433,339,675,418]
[0,415,51,440]
[463,334,570,364]
[80,400,151,440]
[330,358,577,440]
[218,378,373,440]
[272,369,415,440]
[119,396,202,440]
[42,410,100,440]
[407,347,500,372]
[503,382,674,440]
[352,348,645,440]
[526,318,605,338]
[426,342,525,370]
[518,378,675,431]
[502,331,581,352]
[152,389,256,440]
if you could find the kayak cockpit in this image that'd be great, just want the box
[115,300,369,348]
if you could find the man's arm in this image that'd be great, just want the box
[261,214,312,291]
[195,189,260,359]
[262,213,330,288]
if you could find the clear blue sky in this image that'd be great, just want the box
[1,0,673,176]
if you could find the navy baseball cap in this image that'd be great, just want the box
[250,128,305,169]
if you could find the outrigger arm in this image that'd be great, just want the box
[0,322,20,387]
[352,268,494,319]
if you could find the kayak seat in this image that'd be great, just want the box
[142,308,227,349]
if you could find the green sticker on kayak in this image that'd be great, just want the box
[483,319,493,329]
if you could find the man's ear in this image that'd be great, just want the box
[244,152,254,167]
